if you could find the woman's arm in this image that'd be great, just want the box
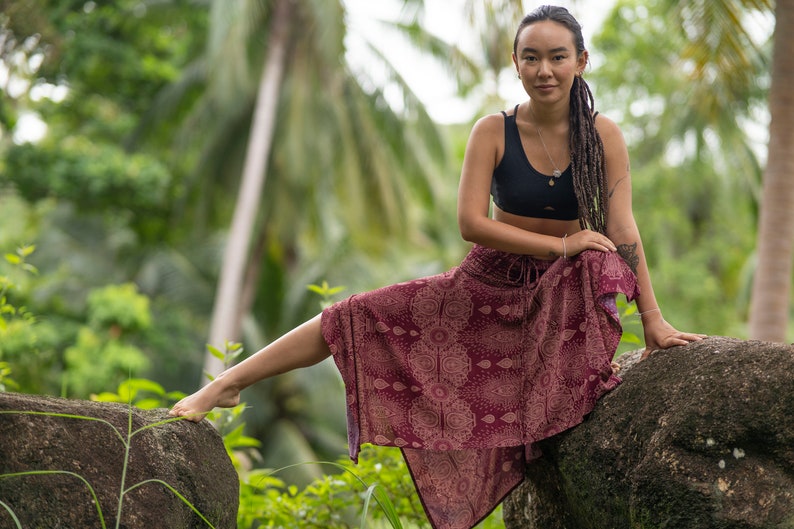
[598,114,706,357]
[457,114,560,255]
[457,113,615,256]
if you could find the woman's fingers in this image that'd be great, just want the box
[643,331,708,360]
[678,332,707,343]
[569,230,616,254]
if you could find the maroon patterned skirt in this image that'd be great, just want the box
[321,245,639,529]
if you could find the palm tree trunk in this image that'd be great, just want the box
[202,0,293,381]
[749,0,794,341]
[236,226,268,331]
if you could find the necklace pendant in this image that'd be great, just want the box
[548,178,555,187]
[552,169,562,178]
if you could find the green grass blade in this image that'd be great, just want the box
[0,500,23,529]
[124,479,216,529]
[0,470,106,528]
[0,410,125,444]
[360,483,377,529]
[367,483,404,529]
[129,414,192,438]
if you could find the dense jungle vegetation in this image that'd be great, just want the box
[0,0,781,527]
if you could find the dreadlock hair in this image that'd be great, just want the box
[514,6,608,234]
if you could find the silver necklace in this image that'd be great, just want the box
[528,105,563,186]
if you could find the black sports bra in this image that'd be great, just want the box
[490,106,579,220]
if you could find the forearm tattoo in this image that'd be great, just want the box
[617,242,639,273]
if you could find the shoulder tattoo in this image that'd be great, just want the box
[617,242,639,273]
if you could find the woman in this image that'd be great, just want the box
[171,6,705,528]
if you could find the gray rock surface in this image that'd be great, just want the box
[0,392,238,529]
[503,336,794,529]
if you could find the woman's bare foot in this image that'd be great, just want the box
[169,377,241,422]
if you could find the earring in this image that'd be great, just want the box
[517,73,521,80]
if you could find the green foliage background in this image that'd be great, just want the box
[0,0,778,527]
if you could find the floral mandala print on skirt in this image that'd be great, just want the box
[321,245,639,529]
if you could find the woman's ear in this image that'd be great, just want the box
[578,50,589,74]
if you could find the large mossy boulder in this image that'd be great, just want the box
[503,336,794,529]
[0,393,238,529]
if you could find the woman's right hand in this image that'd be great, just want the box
[563,229,617,257]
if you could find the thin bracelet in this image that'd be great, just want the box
[638,308,661,318]
[562,233,568,259]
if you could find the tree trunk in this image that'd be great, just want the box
[749,0,794,342]
[202,0,293,381]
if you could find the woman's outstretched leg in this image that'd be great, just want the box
[169,314,331,422]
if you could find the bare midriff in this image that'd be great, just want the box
[493,205,581,260]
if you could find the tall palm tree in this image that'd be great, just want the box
[169,0,480,379]
[656,0,793,341]
[588,0,772,336]
[204,0,292,377]
[168,0,482,481]
[749,0,794,341]
[652,0,794,341]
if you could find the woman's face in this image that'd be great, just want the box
[512,20,587,106]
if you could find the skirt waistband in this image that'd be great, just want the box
[459,244,558,287]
